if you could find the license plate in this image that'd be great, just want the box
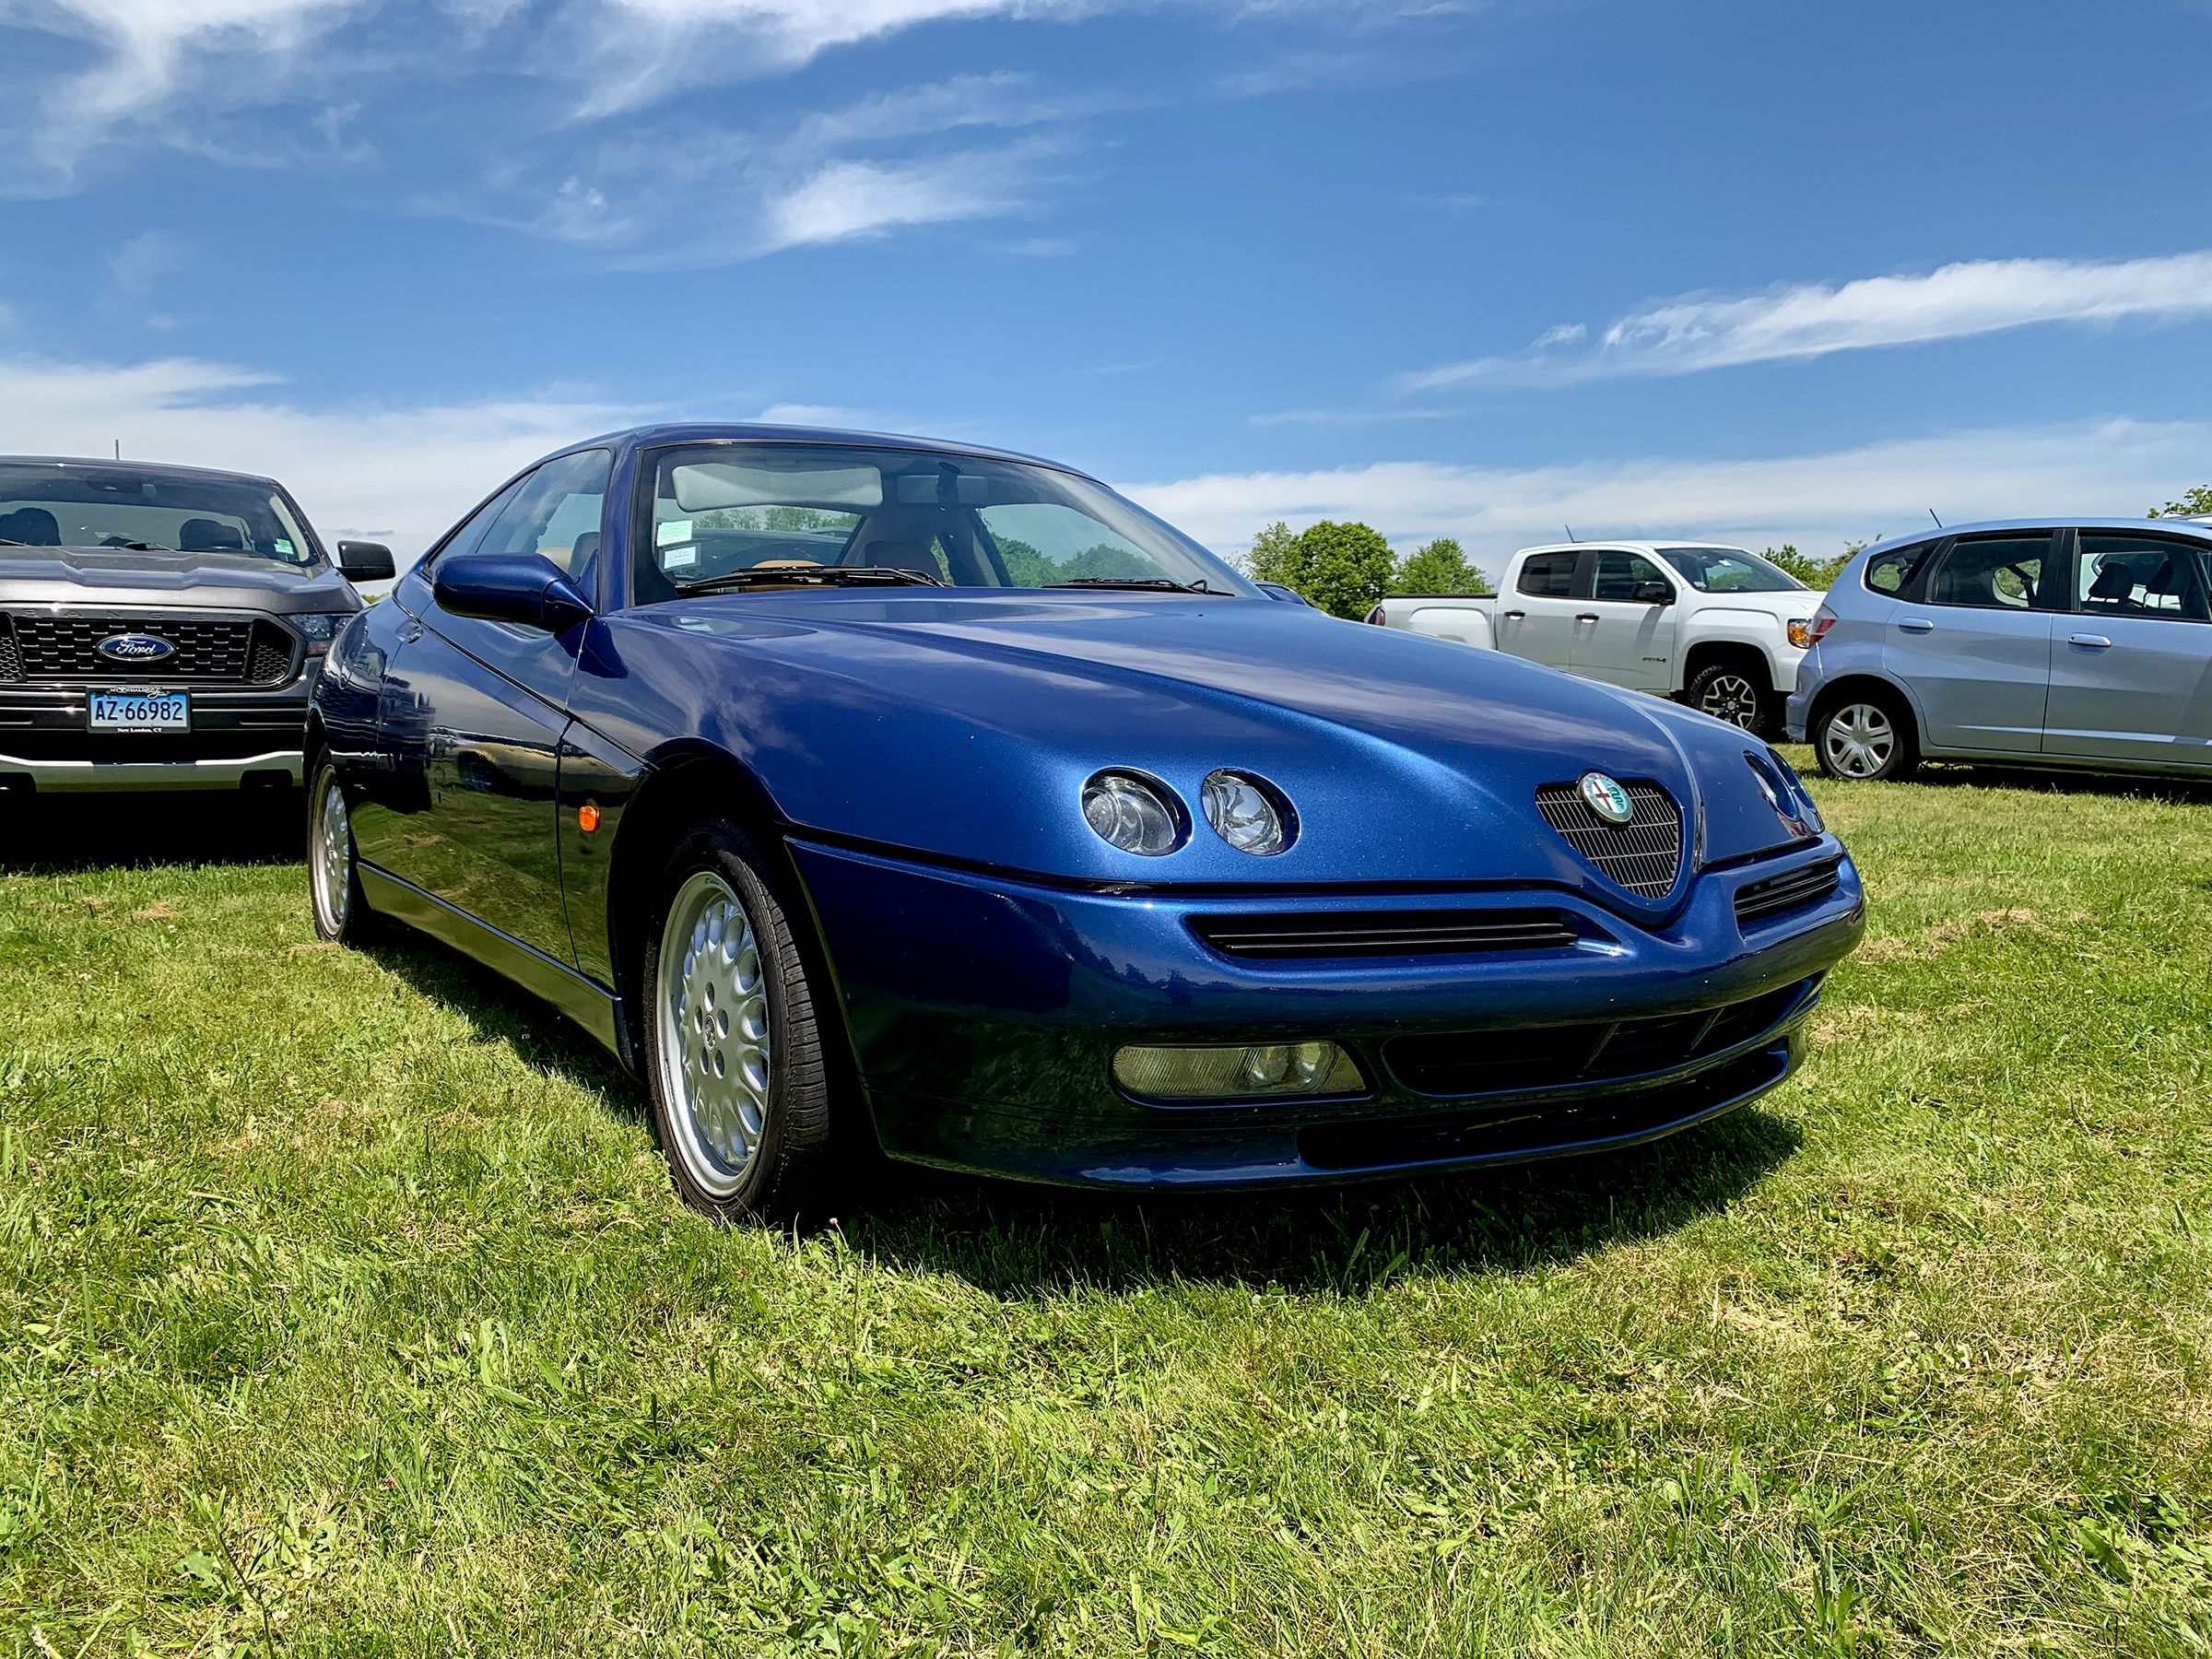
[88,689,190,731]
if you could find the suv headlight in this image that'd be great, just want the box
[295,613,349,651]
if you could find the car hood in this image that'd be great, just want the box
[594,593,1814,907]
[0,546,359,614]
[1693,588,1822,624]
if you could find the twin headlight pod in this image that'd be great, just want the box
[1081,768,1296,857]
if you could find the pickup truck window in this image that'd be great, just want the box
[1655,546,1803,594]
[1517,552,1576,597]
[1590,550,1669,601]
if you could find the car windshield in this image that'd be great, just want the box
[1654,546,1806,593]
[0,463,318,566]
[637,442,1257,603]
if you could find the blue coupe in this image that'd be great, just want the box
[308,425,1865,1221]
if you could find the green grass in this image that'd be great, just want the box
[5,759,2212,1656]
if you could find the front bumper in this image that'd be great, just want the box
[791,836,1865,1189]
[0,681,312,792]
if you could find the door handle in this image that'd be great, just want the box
[1501,609,1525,620]
[1897,617,1936,634]
[2068,632,2113,650]
[1575,613,1601,623]
[400,620,424,645]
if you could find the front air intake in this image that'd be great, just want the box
[1533,780,1683,899]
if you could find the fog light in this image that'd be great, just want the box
[1112,1040,1365,1100]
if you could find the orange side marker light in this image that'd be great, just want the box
[578,803,602,834]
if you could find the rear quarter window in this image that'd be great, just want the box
[1863,539,1936,596]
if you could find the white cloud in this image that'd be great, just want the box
[0,351,639,559]
[1121,419,2211,566]
[1403,251,2212,390]
[1250,406,1465,427]
[759,143,1053,252]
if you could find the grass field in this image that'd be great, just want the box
[5,758,2211,1656]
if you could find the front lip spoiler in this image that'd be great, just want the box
[0,748,302,792]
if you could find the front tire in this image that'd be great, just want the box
[641,820,835,1225]
[1687,662,1776,736]
[307,760,376,944]
[1813,693,1919,782]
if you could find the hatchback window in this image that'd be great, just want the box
[1863,539,1937,596]
[2076,535,2209,622]
[1927,535,2047,610]
[1517,552,1576,597]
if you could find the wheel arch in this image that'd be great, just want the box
[1805,672,1924,747]
[1679,638,1775,694]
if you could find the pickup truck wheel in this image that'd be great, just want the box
[1687,664,1774,735]
[641,819,835,1227]
[1813,695,1919,782]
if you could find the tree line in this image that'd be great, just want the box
[1244,521,1492,618]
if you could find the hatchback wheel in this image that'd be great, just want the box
[1687,663,1774,735]
[1814,696,1918,782]
[641,820,835,1224]
[307,760,375,944]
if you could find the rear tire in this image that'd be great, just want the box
[641,818,836,1226]
[1813,692,1920,782]
[307,759,377,944]
[1687,662,1777,737]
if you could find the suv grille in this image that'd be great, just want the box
[4,613,294,684]
[1735,857,1843,927]
[1383,976,1818,1098]
[0,618,18,681]
[1192,908,1580,959]
[1534,780,1682,899]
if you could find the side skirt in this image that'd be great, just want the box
[358,864,628,1060]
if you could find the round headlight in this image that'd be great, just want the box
[1201,770,1292,855]
[1081,771,1184,856]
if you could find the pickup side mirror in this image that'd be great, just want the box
[1632,579,1674,606]
[432,553,593,632]
[336,540,396,582]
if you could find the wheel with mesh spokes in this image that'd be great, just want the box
[641,820,834,1223]
[306,759,377,944]
[1687,662,1775,736]
[1814,695,1919,782]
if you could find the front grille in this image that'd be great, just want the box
[1735,857,1843,927]
[1534,780,1682,899]
[0,618,18,681]
[6,612,268,680]
[244,621,296,685]
[1382,976,1818,1098]
[1192,907,1580,960]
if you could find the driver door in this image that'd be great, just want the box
[376,450,610,966]
[1571,548,1678,689]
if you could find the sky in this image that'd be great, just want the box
[3,0,2211,578]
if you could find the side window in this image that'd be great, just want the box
[1589,550,1669,602]
[1926,535,2048,611]
[1516,552,1576,597]
[1864,538,1936,596]
[2075,535,2210,622]
[426,479,523,573]
[477,449,613,581]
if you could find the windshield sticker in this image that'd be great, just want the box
[656,519,692,547]
[274,538,295,556]
[664,546,700,571]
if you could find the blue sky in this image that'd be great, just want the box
[4,0,2211,574]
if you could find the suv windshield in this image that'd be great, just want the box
[0,463,318,566]
[1654,546,1806,593]
[637,443,1255,603]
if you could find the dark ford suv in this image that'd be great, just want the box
[0,456,394,794]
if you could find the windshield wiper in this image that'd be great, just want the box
[674,565,945,594]
[1050,576,1214,594]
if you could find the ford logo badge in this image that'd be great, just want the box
[95,633,177,665]
[1578,771,1635,826]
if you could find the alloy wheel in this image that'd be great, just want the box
[1699,673,1764,731]
[1822,702,1896,779]
[312,772,352,935]
[655,870,772,1200]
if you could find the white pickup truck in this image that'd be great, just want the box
[1365,541,1823,736]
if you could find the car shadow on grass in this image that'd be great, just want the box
[0,789,303,874]
[354,921,1804,1292]
[849,1109,1802,1296]
[1874,763,2212,806]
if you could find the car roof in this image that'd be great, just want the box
[1854,516,2212,560]
[567,423,1091,479]
[1512,540,1750,556]
[0,453,288,489]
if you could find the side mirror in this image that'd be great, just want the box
[432,553,593,632]
[1632,579,1674,606]
[1255,581,1316,606]
[337,540,396,582]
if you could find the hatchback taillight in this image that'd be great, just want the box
[1789,606,1837,650]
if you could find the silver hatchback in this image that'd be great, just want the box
[1786,518,2212,782]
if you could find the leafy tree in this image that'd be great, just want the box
[995,535,1058,587]
[2147,487,2212,519]
[1392,536,1492,596]
[1762,541,1859,590]
[1244,519,1398,618]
